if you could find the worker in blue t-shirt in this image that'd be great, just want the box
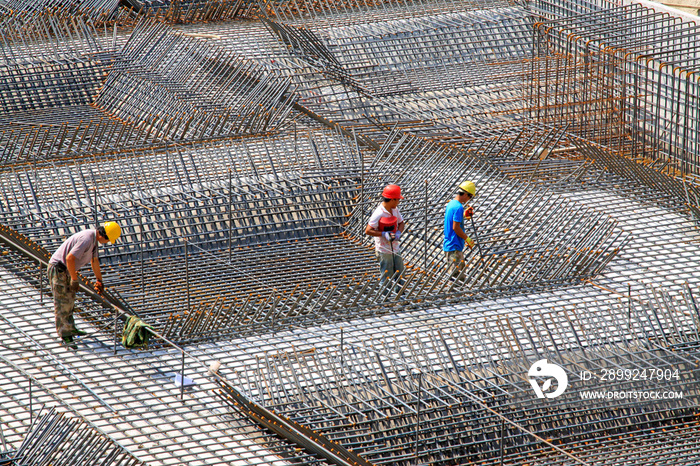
[443,181,476,280]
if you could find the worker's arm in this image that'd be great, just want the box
[365,224,382,237]
[453,221,474,248]
[91,257,103,283]
[66,253,79,281]
[397,221,405,233]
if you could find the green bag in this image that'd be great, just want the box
[121,316,153,349]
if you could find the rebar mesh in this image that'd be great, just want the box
[528,2,700,175]
[227,283,700,465]
[2,0,700,465]
[0,408,144,466]
[123,0,248,23]
[0,125,628,344]
[0,17,297,164]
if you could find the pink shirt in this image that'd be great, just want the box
[49,229,99,270]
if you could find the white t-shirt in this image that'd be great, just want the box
[368,203,403,254]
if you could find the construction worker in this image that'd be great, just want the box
[47,222,121,348]
[365,184,405,287]
[443,181,476,280]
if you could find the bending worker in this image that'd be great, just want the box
[443,181,476,280]
[47,222,121,348]
[365,184,405,286]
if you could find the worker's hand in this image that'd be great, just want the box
[394,230,402,241]
[464,206,474,219]
[466,237,475,249]
[382,232,395,241]
[94,279,104,294]
[69,279,80,293]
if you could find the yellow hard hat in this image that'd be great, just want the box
[458,181,476,196]
[104,221,121,244]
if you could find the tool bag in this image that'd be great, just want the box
[378,215,398,233]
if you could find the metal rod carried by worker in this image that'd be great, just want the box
[365,184,406,289]
[443,181,476,281]
[47,221,122,349]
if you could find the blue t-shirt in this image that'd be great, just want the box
[443,199,465,252]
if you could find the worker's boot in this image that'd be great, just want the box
[71,328,88,337]
[61,336,78,350]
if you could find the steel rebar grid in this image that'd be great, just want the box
[122,0,248,23]
[572,137,700,220]
[0,259,334,466]
[258,5,536,145]
[0,0,700,465]
[0,17,298,164]
[0,124,628,344]
[0,8,115,64]
[485,126,700,223]
[222,282,700,465]
[0,408,144,466]
[257,0,514,27]
[1,179,699,466]
[528,2,700,176]
[345,128,627,285]
[95,19,297,139]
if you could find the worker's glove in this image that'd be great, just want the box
[94,279,104,294]
[382,232,395,241]
[466,237,475,249]
[394,230,402,241]
[69,279,80,293]
[464,206,474,219]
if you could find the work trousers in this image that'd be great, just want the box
[445,250,466,280]
[376,252,405,287]
[47,264,77,338]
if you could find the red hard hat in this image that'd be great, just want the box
[382,184,403,199]
[378,216,398,232]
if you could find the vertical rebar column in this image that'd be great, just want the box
[687,282,700,323]
[628,283,632,326]
[29,378,32,425]
[113,309,118,356]
[358,128,364,235]
[141,219,145,309]
[424,180,428,270]
[499,418,505,466]
[185,239,190,313]
[228,169,232,264]
[470,216,483,262]
[94,188,98,229]
[181,349,185,401]
[414,372,422,463]
[39,265,43,304]
[0,410,6,454]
